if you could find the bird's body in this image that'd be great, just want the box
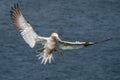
[10,4,111,64]
[46,37,56,50]
[40,36,56,64]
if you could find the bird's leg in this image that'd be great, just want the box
[36,48,44,53]
[57,50,64,56]
[54,49,64,56]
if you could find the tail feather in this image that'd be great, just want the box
[41,54,53,64]
[37,52,44,59]
[37,49,54,64]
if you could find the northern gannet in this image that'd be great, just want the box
[10,4,111,64]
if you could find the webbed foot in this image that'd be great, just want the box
[57,50,64,56]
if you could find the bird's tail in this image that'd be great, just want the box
[41,53,54,64]
[37,49,54,64]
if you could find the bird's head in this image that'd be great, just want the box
[51,32,58,38]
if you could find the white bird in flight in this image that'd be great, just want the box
[10,4,111,64]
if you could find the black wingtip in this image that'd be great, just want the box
[10,3,21,15]
[10,11,12,14]
[96,37,112,44]
[10,3,19,10]
[11,6,14,10]
[10,3,21,22]
[17,3,19,8]
[84,37,112,47]
[14,3,19,9]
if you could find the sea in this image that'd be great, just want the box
[0,0,120,80]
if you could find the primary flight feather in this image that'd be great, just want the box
[10,4,111,64]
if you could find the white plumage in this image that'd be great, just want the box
[10,4,111,64]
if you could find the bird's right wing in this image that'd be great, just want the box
[56,37,111,50]
[58,40,96,50]
[10,4,47,48]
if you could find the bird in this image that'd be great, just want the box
[10,3,111,64]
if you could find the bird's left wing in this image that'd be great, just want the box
[56,37,111,50]
[10,4,47,48]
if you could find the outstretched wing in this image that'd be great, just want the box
[10,4,47,48]
[56,37,111,50]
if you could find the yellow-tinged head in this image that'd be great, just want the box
[51,32,58,38]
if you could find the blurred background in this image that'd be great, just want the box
[0,0,120,80]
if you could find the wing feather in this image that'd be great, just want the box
[56,37,112,50]
[58,40,96,49]
[10,3,47,48]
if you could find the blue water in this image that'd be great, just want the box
[0,0,120,80]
